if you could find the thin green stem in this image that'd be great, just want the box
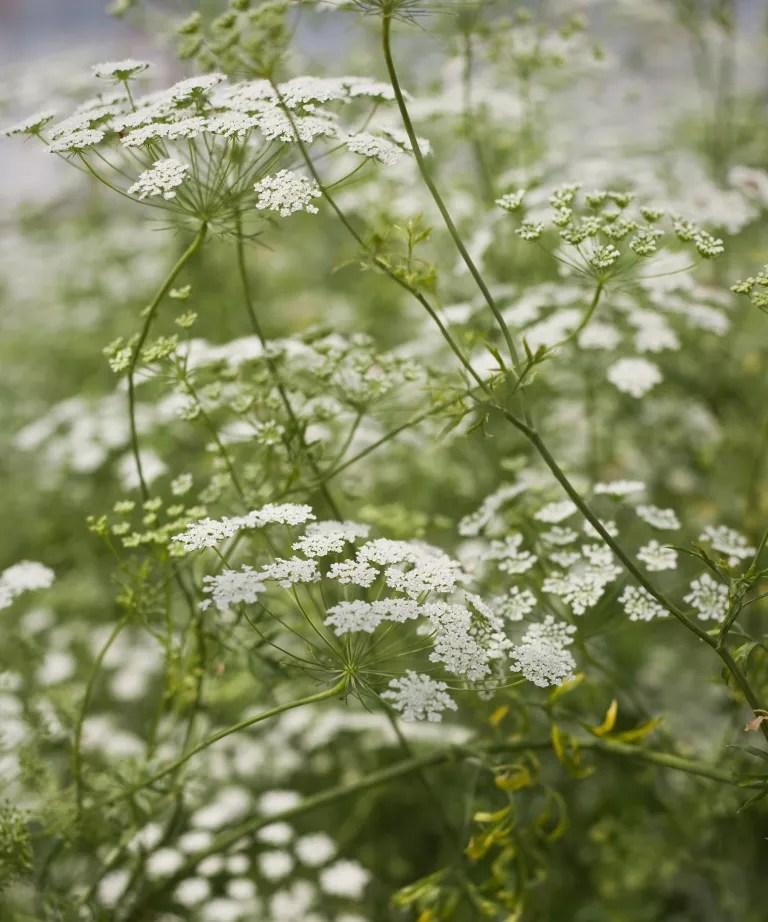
[494,405,768,744]
[127,222,207,500]
[71,614,131,819]
[112,676,347,803]
[233,222,343,519]
[381,15,524,387]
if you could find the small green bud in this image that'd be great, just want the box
[177,12,202,35]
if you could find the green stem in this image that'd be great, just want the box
[495,405,768,744]
[112,676,347,803]
[71,615,130,818]
[267,81,491,395]
[381,15,524,384]
[128,222,207,500]
[119,728,761,918]
[234,223,344,519]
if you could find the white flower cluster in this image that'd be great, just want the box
[254,170,322,217]
[382,671,458,722]
[636,540,678,572]
[92,59,152,80]
[594,480,645,497]
[173,504,316,552]
[636,505,681,530]
[618,585,668,622]
[606,357,662,398]
[698,525,755,567]
[127,158,190,201]
[542,543,622,615]
[458,482,527,537]
[292,521,371,558]
[534,500,578,523]
[0,560,55,610]
[346,131,403,166]
[509,616,576,687]
[684,574,729,621]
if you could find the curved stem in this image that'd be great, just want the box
[71,614,131,818]
[495,405,768,743]
[112,676,347,802]
[234,223,344,519]
[381,15,524,387]
[128,222,207,500]
[119,728,761,919]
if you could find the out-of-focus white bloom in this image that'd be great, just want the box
[174,877,212,907]
[227,878,258,901]
[684,574,729,621]
[542,571,613,615]
[698,525,755,566]
[48,128,105,153]
[258,850,294,880]
[458,483,526,537]
[3,108,56,136]
[637,540,678,571]
[203,566,265,611]
[36,650,76,685]
[619,585,668,622]
[178,830,213,853]
[0,560,54,610]
[128,158,189,201]
[382,671,458,722]
[257,822,294,846]
[535,500,578,523]
[254,170,321,216]
[259,789,301,815]
[729,165,768,207]
[92,59,152,80]
[594,480,645,497]
[510,616,576,687]
[97,870,130,908]
[542,526,580,545]
[295,832,336,867]
[200,897,247,922]
[191,787,252,829]
[636,504,680,530]
[146,848,184,878]
[346,131,403,165]
[606,357,662,397]
[319,859,371,899]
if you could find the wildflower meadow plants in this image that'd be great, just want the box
[3,1,768,920]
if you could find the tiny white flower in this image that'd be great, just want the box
[637,540,678,571]
[319,859,371,899]
[382,671,458,722]
[684,573,729,621]
[606,357,662,398]
[258,850,294,881]
[254,169,321,217]
[636,504,681,530]
[128,158,189,201]
[295,832,336,867]
[92,59,152,80]
[510,616,576,687]
[535,500,578,523]
[619,585,668,622]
